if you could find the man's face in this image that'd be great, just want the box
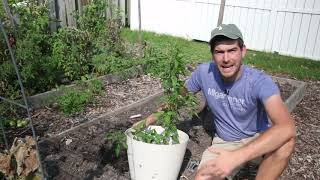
[212,40,246,82]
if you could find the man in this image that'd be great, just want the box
[142,24,296,179]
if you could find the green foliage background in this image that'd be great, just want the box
[0,0,129,102]
[0,0,135,119]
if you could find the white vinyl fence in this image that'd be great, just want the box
[130,0,320,61]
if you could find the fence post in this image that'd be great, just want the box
[57,0,67,27]
[119,0,126,25]
[138,0,142,43]
[49,0,57,32]
[266,0,279,52]
[217,0,226,26]
[77,0,82,16]
[66,0,77,27]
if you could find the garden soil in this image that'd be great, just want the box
[2,74,319,180]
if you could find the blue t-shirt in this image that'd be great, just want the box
[186,62,279,141]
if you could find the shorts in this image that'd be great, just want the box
[198,133,263,179]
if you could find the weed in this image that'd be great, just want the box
[105,131,127,157]
[57,79,104,115]
[88,79,104,94]
[58,90,92,115]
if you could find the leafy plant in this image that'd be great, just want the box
[57,89,93,115]
[105,131,127,157]
[0,0,62,98]
[0,0,129,101]
[0,101,25,125]
[88,79,104,94]
[75,0,125,55]
[132,45,197,144]
[104,18,125,56]
[3,118,28,128]
[74,0,108,36]
[57,79,104,115]
[106,44,198,151]
[12,0,60,95]
[91,53,138,76]
[50,27,92,81]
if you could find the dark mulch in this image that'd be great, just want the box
[1,74,319,180]
[280,80,320,179]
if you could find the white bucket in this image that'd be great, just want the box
[125,125,189,180]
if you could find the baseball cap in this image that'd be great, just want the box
[209,24,243,45]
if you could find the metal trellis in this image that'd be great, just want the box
[0,18,45,179]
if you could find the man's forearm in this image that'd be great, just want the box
[234,95,297,164]
[234,123,296,164]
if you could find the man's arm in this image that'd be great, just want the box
[133,86,205,127]
[196,94,296,179]
[234,94,296,162]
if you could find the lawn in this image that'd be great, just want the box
[122,28,320,81]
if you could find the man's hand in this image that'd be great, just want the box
[131,113,157,128]
[131,103,168,128]
[195,147,243,180]
[132,119,145,127]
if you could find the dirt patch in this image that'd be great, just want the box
[276,81,297,101]
[280,80,320,179]
[3,75,161,145]
[2,74,317,180]
[39,95,160,180]
[38,76,298,180]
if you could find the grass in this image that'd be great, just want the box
[121,28,320,81]
[244,51,320,81]
[121,29,211,64]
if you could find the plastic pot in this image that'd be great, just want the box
[125,125,189,180]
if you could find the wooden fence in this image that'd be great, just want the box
[49,0,129,31]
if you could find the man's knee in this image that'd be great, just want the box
[269,137,295,161]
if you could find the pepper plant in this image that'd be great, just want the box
[131,45,197,144]
[106,44,197,158]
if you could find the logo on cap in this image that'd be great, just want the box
[218,26,222,30]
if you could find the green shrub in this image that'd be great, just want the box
[74,0,107,36]
[91,53,137,76]
[57,79,104,115]
[58,90,93,115]
[50,28,93,81]
[0,0,127,100]
[88,79,104,94]
[0,0,61,97]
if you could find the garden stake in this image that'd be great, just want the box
[0,116,9,149]
[0,18,46,179]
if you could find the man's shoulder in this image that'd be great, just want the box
[195,61,215,73]
[243,65,273,83]
[243,65,279,99]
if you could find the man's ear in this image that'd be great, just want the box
[241,45,247,58]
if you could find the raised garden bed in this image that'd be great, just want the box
[26,66,145,110]
[272,76,306,112]
[1,66,157,145]
[29,75,305,180]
